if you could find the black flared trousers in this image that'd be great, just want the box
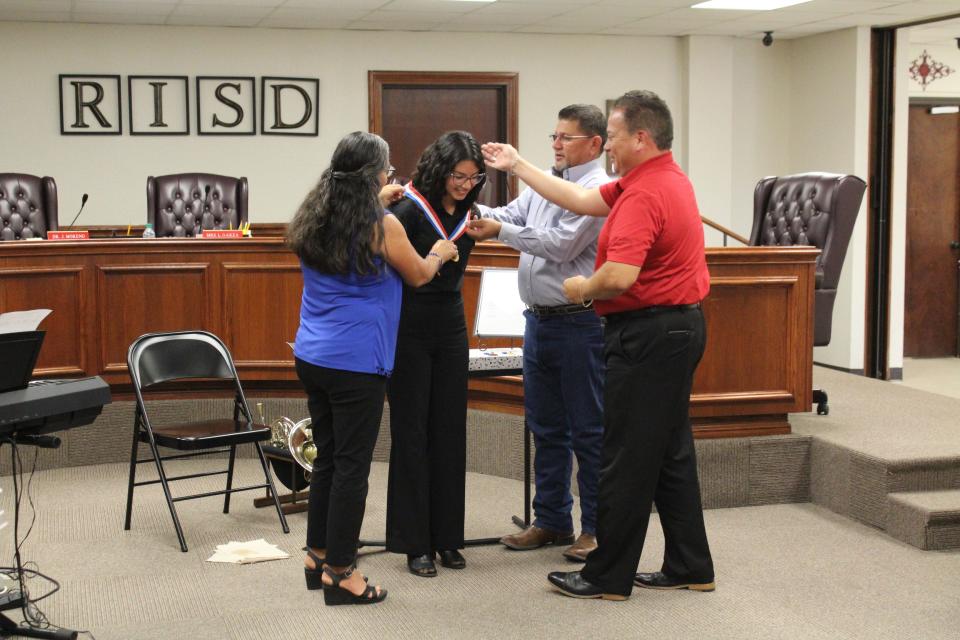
[385,295,468,555]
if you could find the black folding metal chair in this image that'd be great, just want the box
[124,330,289,551]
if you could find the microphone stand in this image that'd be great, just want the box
[65,194,88,229]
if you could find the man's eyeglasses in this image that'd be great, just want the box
[548,133,593,144]
[448,171,486,186]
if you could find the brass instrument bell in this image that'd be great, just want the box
[287,417,316,472]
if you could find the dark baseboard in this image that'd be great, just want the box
[813,362,866,376]
[813,362,902,380]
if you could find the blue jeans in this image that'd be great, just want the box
[523,308,604,535]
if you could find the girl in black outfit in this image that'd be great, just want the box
[386,131,486,577]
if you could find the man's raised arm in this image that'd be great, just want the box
[482,142,611,217]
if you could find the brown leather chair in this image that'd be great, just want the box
[750,172,867,414]
[0,173,58,240]
[147,173,248,237]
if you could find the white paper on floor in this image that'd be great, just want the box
[206,539,290,564]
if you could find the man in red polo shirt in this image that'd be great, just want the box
[480,90,714,601]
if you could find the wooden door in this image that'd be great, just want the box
[905,105,960,357]
[369,71,518,207]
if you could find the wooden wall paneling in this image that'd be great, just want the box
[221,262,302,377]
[0,240,818,439]
[97,263,212,375]
[0,266,87,376]
[690,248,816,429]
[695,276,795,404]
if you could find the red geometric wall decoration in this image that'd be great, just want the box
[909,49,954,91]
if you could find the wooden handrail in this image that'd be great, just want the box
[701,216,750,246]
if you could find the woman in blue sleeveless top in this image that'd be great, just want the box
[287,131,458,606]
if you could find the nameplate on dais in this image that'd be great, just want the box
[47,230,90,240]
[201,229,243,239]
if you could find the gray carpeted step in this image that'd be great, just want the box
[886,489,960,550]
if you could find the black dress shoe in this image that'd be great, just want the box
[437,549,466,570]
[407,553,437,578]
[634,571,715,592]
[547,571,627,601]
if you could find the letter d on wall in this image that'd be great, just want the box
[60,74,122,135]
[261,77,319,136]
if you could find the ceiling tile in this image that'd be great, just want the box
[599,0,694,5]
[353,8,452,23]
[786,0,903,11]
[493,0,598,5]
[72,1,176,15]
[684,23,759,36]
[583,3,676,19]
[347,16,445,31]
[442,11,539,25]
[872,2,960,17]
[73,11,168,24]
[601,23,690,36]
[515,23,614,34]
[464,2,583,17]
[169,4,273,17]
[0,0,954,39]
[652,7,765,25]
[379,0,489,12]
[165,14,265,26]
[0,9,71,21]
[437,21,521,32]
[0,0,71,11]
[259,7,372,27]
[178,0,283,6]
[279,0,387,7]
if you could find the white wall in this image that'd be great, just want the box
[684,36,734,239]
[683,35,793,248]
[730,37,793,238]
[907,43,960,98]
[0,22,683,225]
[789,27,872,371]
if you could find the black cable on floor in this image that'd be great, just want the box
[2,438,96,639]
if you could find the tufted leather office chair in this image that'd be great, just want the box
[750,172,867,414]
[0,173,58,240]
[146,173,248,237]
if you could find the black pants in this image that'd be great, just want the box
[386,295,468,554]
[580,307,714,597]
[296,358,386,568]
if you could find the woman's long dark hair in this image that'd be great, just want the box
[287,131,389,275]
[410,131,485,209]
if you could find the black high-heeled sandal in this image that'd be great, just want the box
[322,567,387,606]
[304,548,325,590]
[304,548,365,590]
